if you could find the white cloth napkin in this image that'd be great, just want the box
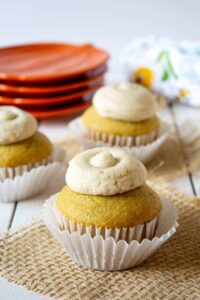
[120,36,200,107]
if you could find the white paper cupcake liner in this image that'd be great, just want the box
[0,155,53,181]
[68,117,169,164]
[86,127,159,147]
[0,146,66,203]
[43,193,178,271]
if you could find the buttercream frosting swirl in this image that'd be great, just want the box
[66,147,147,196]
[0,106,37,145]
[93,82,157,122]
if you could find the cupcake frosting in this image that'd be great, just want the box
[0,106,37,145]
[93,82,157,122]
[66,147,147,195]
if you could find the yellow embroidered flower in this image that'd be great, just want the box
[132,67,154,88]
[178,89,189,101]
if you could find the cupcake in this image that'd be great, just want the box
[44,147,178,271]
[0,106,64,202]
[69,83,168,163]
[82,82,160,146]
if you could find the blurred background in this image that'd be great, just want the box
[1,0,199,75]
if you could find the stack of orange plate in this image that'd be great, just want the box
[0,42,109,119]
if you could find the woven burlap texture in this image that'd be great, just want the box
[0,182,200,300]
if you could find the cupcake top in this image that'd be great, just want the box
[93,82,157,122]
[0,106,37,145]
[57,147,161,228]
[0,132,53,167]
[66,147,147,196]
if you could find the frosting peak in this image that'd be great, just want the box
[117,82,134,91]
[0,110,17,121]
[93,82,157,122]
[66,147,147,196]
[90,151,118,168]
[0,106,37,145]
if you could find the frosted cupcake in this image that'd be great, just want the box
[44,147,178,271]
[0,106,64,202]
[82,82,160,146]
[69,83,168,163]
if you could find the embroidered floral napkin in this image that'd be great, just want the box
[120,36,200,107]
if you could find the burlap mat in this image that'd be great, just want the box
[1,182,200,300]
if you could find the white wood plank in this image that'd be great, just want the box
[11,167,65,229]
[159,104,195,196]
[172,103,200,196]
[0,278,49,300]
[39,116,75,141]
[0,203,15,233]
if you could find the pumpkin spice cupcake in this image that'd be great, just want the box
[0,106,64,202]
[44,147,178,271]
[69,82,168,163]
[82,82,160,146]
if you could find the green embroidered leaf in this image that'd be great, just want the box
[157,50,178,80]
[156,51,165,62]
[167,59,178,80]
[162,70,170,81]
[156,50,169,62]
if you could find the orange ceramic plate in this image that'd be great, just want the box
[0,43,109,83]
[27,101,91,119]
[0,64,107,86]
[0,85,101,107]
[0,72,105,97]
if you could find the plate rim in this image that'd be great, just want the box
[0,42,109,82]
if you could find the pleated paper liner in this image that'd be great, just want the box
[0,146,66,202]
[43,192,178,271]
[0,155,53,181]
[68,117,169,163]
[1,181,200,299]
[48,199,158,242]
